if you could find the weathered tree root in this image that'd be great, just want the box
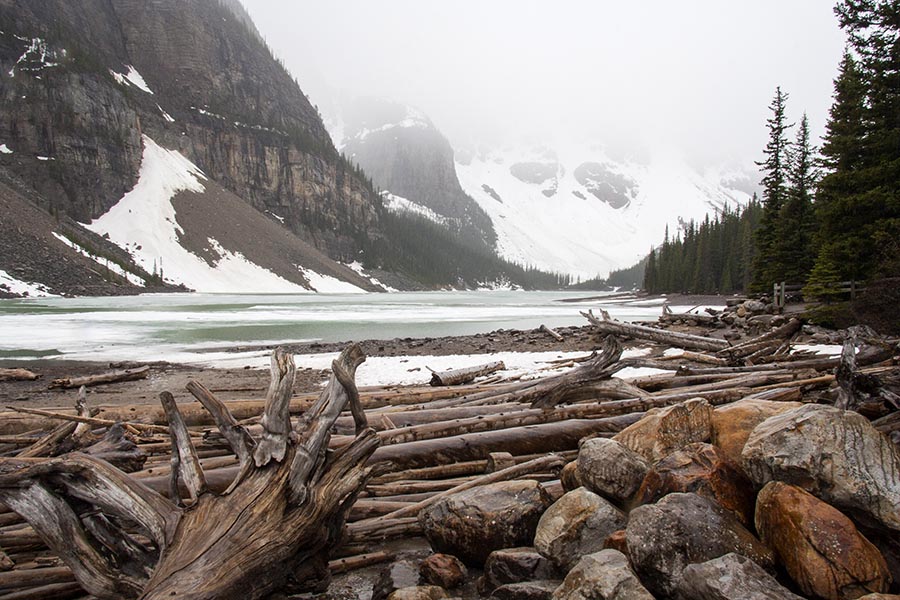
[0,345,377,600]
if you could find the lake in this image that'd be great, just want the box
[0,291,678,366]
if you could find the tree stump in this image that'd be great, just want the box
[0,345,378,600]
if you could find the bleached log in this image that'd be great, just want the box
[48,366,150,389]
[582,309,729,352]
[539,324,564,341]
[429,361,505,386]
[0,369,39,382]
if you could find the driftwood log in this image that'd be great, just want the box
[429,361,505,386]
[0,368,39,382]
[48,366,150,389]
[0,346,377,600]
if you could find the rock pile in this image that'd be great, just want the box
[407,397,900,599]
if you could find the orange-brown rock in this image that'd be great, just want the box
[603,530,628,555]
[613,398,712,463]
[756,482,892,600]
[634,442,755,525]
[710,398,802,464]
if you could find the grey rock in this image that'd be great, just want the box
[387,586,449,600]
[373,560,422,600]
[679,553,805,600]
[577,438,649,505]
[552,549,654,600]
[419,480,552,566]
[625,493,774,597]
[534,487,627,571]
[742,404,900,533]
[479,547,560,596]
[491,580,561,600]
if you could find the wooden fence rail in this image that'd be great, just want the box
[773,280,867,308]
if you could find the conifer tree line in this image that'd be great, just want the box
[643,200,763,294]
[643,0,899,297]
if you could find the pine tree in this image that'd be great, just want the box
[812,1,900,282]
[774,113,818,283]
[752,87,793,289]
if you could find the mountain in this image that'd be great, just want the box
[456,144,756,280]
[0,0,396,296]
[324,92,756,283]
[334,96,495,249]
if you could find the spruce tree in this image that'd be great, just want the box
[752,87,793,290]
[813,1,900,283]
[774,113,818,283]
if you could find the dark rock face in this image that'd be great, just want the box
[509,162,557,185]
[478,547,560,596]
[625,492,775,597]
[572,162,636,209]
[419,480,552,566]
[0,0,378,261]
[341,97,495,248]
[756,482,892,600]
[680,553,805,600]
[634,442,755,526]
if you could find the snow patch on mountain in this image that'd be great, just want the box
[344,261,399,292]
[84,135,314,293]
[456,145,752,279]
[298,267,365,294]
[382,192,448,225]
[109,65,153,94]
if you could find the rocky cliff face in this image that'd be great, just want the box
[338,97,496,248]
[0,0,379,261]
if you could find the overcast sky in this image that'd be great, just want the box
[241,1,846,166]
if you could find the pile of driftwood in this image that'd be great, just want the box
[0,310,897,599]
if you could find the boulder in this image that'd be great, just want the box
[491,580,560,600]
[742,404,900,533]
[625,492,774,597]
[633,442,755,525]
[478,547,560,596]
[577,438,648,505]
[387,586,449,600]
[679,553,805,599]
[560,461,582,492]
[419,480,552,565]
[710,397,803,464]
[419,554,467,590]
[373,560,422,600]
[857,595,900,599]
[756,481,892,599]
[534,487,627,571]
[551,549,654,600]
[613,398,713,463]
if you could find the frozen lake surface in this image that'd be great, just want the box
[0,291,689,367]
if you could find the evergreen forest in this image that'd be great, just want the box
[642,0,899,312]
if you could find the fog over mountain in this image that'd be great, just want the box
[241,1,845,167]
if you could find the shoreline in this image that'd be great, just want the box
[0,293,734,408]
